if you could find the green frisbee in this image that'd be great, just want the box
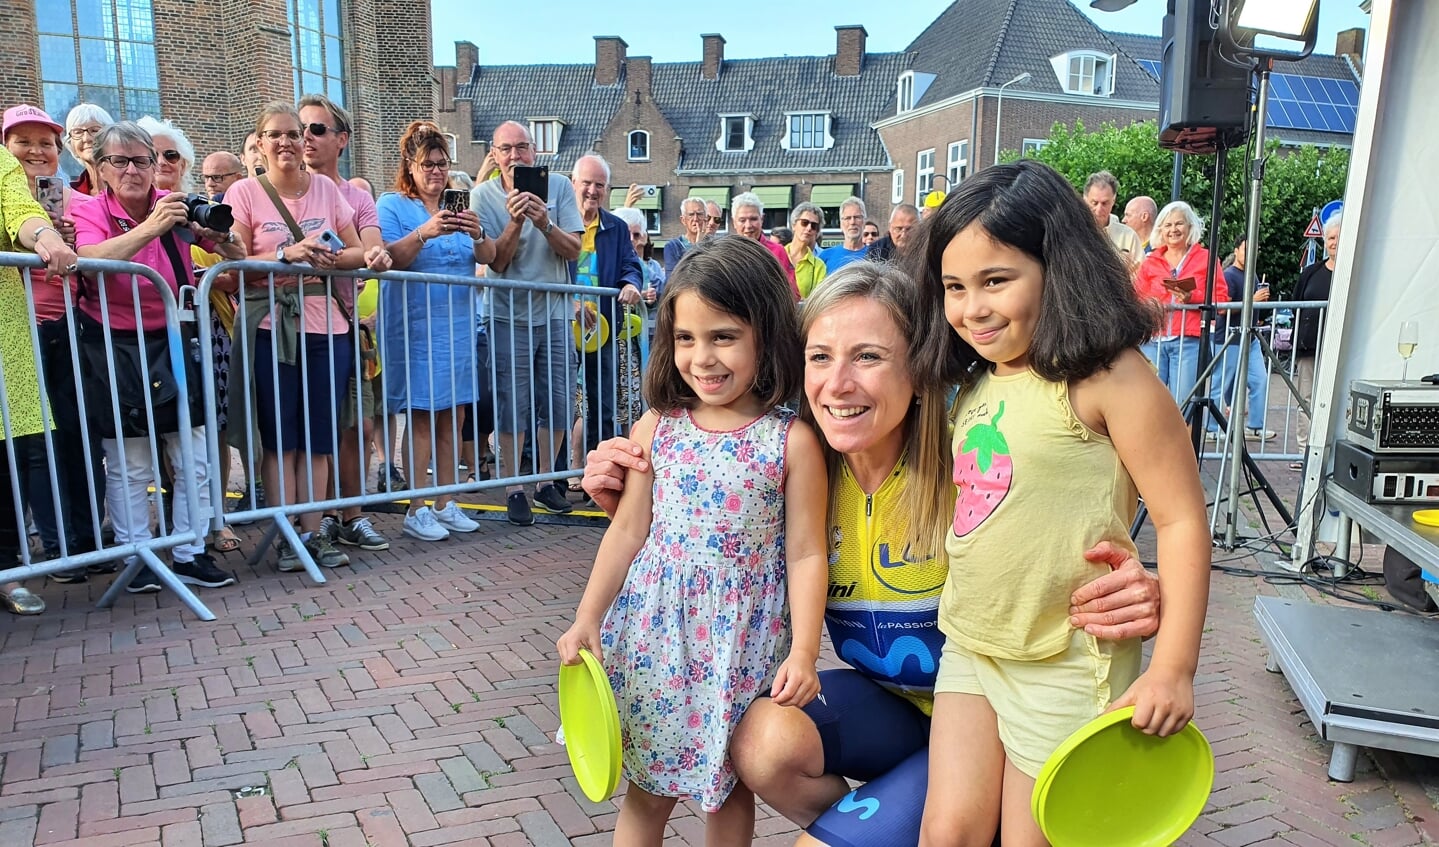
[1031,706,1214,847]
[558,649,622,802]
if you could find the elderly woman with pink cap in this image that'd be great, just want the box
[3,103,109,590]
[0,103,82,614]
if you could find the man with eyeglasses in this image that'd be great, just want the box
[297,93,395,553]
[786,202,828,299]
[471,120,583,525]
[704,201,724,237]
[817,196,869,273]
[867,203,919,263]
[200,151,245,200]
[664,196,707,275]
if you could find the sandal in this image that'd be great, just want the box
[567,477,585,493]
[214,526,242,553]
[1,586,45,615]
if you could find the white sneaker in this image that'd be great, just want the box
[434,501,480,533]
[403,506,451,542]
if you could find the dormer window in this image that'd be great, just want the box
[716,114,754,152]
[897,71,915,113]
[628,130,650,162]
[1051,51,1116,97]
[529,119,564,154]
[782,112,833,151]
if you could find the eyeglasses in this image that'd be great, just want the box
[683,210,705,219]
[414,159,451,172]
[202,172,241,183]
[707,216,723,224]
[99,154,155,170]
[629,231,646,241]
[68,126,102,139]
[841,214,864,222]
[493,143,532,155]
[157,149,182,163]
[305,122,343,137]
[795,219,820,230]
[260,129,303,142]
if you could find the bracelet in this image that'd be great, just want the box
[415,228,427,246]
[32,224,60,243]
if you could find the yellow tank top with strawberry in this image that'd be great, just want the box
[940,369,1139,661]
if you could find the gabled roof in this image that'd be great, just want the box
[651,52,912,173]
[458,64,630,171]
[905,0,1159,107]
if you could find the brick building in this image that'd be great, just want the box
[2,0,433,187]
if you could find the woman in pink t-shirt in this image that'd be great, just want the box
[225,102,378,571]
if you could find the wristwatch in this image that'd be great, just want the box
[542,219,554,235]
[276,245,289,263]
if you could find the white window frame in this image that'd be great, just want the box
[947,140,968,186]
[915,149,935,205]
[1050,51,1116,97]
[892,169,905,205]
[643,208,661,236]
[782,112,833,151]
[529,118,563,154]
[627,130,650,162]
[716,113,755,153]
[897,71,915,113]
[1021,138,1049,157]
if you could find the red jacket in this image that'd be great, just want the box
[1135,245,1221,338]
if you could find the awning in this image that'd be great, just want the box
[751,185,793,209]
[809,184,857,207]
[687,186,731,206]
[609,186,663,210]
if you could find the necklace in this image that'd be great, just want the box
[273,172,309,198]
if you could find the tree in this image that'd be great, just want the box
[1014,119,1349,298]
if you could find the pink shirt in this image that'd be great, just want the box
[333,178,380,314]
[31,189,83,322]
[71,188,217,331]
[759,235,801,301]
[225,173,356,333]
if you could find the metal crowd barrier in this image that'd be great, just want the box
[194,261,630,580]
[1141,300,1330,462]
[0,253,215,620]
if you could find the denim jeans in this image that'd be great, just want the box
[1210,331,1270,431]
[1141,337,1201,409]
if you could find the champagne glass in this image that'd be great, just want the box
[1398,321,1419,381]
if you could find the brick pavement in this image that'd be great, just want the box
[1,495,1437,846]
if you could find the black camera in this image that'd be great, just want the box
[181,194,233,232]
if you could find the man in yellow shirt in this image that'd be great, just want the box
[786,201,828,299]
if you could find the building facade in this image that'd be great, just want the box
[2,0,433,187]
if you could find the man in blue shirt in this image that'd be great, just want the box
[817,196,869,272]
[663,196,706,275]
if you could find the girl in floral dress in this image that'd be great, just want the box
[558,236,829,846]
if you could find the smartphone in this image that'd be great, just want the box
[36,176,64,218]
[317,229,343,253]
[441,188,470,215]
[512,165,549,203]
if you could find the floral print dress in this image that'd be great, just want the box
[599,406,795,811]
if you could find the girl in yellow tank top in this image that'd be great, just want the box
[906,160,1212,847]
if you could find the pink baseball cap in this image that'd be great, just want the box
[3,104,63,137]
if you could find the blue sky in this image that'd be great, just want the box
[430,1,1371,66]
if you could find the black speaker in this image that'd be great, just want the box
[1158,0,1251,153]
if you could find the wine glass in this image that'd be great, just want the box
[1398,321,1419,381]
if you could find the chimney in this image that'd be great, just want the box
[1335,28,1365,64]
[835,25,867,77]
[595,36,628,86]
[455,40,478,83]
[702,33,725,81]
[629,56,652,97]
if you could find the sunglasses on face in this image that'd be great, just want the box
[305,122,343,137]
[157,149,182,163]
[864,229,879,237]
[707,216,723,224]
[795,219,820,230]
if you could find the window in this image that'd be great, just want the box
[916,149,935,204]
[35,0,162,133]
[717,114,753,152]
[1051,51,1116,97]
[892,169,905,205]
[627,130,649,162]
[947,141,969,186]
[1021,138,1049,156]
[809,185,856,233]
[752,186,792,232]
[784,112,832,151]
[642,208,661,235]
[530,119,563,154]
[289,0,345,104]
[897,71,915,113]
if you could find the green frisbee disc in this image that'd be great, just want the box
[558,649,622,802]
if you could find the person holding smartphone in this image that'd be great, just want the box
[1135,201,1221,408]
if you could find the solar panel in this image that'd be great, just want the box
[1265,72,1359,135]
[1137,59,1162,81]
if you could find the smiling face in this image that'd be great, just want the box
[1324,226,1340,262]
[804,296,913,467]
[572,157,607,220]
[942,224,1044,376]
[152,134,185,192]
[69,121,104,164]
[672,291,761,416]
[5,124,61,182]
[1158,210,1191,252]
[491,122,535,188]
[258,114,304,174]
[733,203,763,240]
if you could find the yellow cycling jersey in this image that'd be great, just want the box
[825,459,949,715]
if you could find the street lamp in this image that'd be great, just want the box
[993,72,1032,165]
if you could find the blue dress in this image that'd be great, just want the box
[376,193,478,412]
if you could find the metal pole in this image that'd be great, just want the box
[1223,58,1272,549]
[994,91,1005,165]
[1171,151,1184,202]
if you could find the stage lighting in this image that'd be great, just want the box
[1224,0,1320,57]
[1089,0,1137,11]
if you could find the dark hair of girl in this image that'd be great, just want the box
[644,235,803,413]
[906,159,1159,388]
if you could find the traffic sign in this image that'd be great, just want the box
[1303,213,1323,238]
[1321,200,1343,224]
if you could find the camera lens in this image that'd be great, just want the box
[183,194,234,232]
